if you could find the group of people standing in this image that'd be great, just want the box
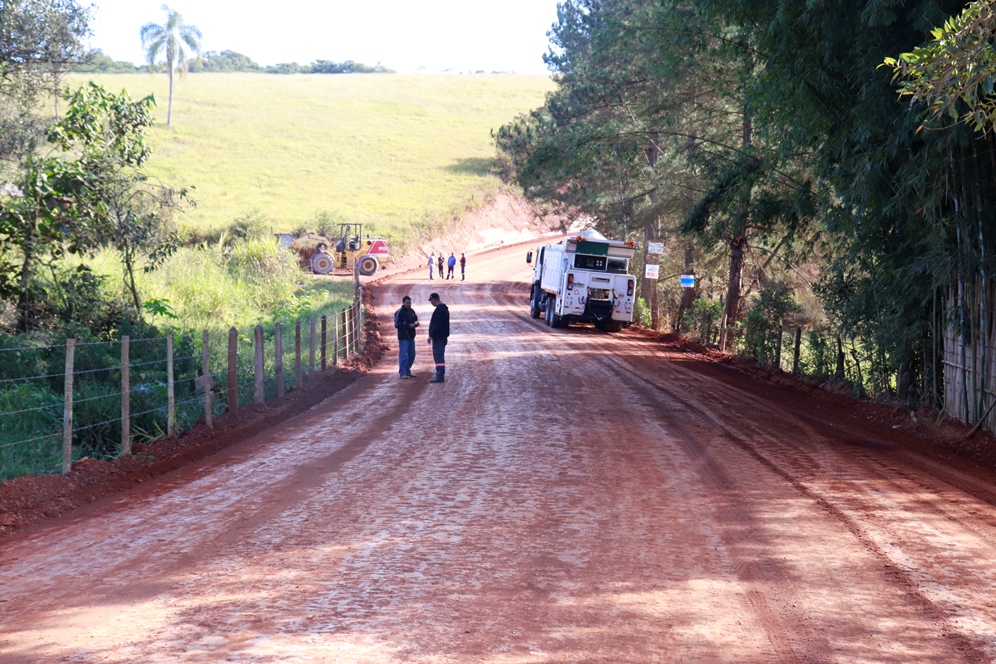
[427,252,466,280]
[392,250,466,384]
[394,292,449,383]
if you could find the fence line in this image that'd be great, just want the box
[0,295,365,481]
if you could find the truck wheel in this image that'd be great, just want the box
[357,255,379,276]
[530,285,541,319]
[312,252,333,275]
[604,320,622,333]
[547,295,564,329]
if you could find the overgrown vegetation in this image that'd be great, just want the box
[0,5,372,477]
[494,0,995,418]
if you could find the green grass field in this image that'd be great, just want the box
[68,73,554,238]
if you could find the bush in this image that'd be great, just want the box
[0,383,63,480]
[633,298,652,327]
[686,298,724,344]
[803,324,838,381]
[742,281,799,367]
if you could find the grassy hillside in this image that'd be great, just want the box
[68,73,554,239]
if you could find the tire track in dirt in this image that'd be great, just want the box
[3,242,996,662]
[572,331,996,661]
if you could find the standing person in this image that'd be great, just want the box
[427,292,449,383]
[437,254,444,280]
[427,252,435,280]
[394,295,419,379]
[459,252,466,281]
[447,252,456,280]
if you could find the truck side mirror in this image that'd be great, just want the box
[526,251,533,264]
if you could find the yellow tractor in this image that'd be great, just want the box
[311,224,392,276]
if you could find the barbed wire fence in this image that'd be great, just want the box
[0,294,364,482]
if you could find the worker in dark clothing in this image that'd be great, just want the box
[459,252,466,280]
[394,295,419,379]
[427,292,450,383]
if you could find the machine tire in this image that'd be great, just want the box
[311,252,333,275]
[604,320,622,333]
[357,255,379,276]
[530,285,542,319]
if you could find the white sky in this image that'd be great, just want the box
[86,0,563,74]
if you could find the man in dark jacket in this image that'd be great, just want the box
[394,295,419,379]
[427,292,449,383]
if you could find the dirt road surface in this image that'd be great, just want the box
[4,243,996,663]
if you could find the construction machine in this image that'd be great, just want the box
[310,223,392,276]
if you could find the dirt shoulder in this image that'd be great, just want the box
[632,326,996,474]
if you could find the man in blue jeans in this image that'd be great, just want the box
[394,295,419,379]
[427,292,449,383]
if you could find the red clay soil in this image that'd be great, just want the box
[6,242,996,662]
[2,289,995,542]
[631,324,996,472]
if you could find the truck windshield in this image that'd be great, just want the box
[606,258,628,273]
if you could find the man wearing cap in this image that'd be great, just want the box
[427,292,449,383]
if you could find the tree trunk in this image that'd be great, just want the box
[124,249,141,313]
[167,63,175,126]
[719,232,746,351]
[642,219,661,330]
[17,241,34,332]
[719,100,753,352]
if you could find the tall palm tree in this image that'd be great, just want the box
[140,5,201,126]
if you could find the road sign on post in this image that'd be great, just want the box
[648,242,664,255]
[645,264,660,279]
[680,274,695,288]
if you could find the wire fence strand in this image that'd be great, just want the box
[1,297,364,481]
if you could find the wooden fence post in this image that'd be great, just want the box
[227,327,239,415]
[203,330,213,428]
[167,332,175,437]
[295,320,302,390]
[320,315,327,371]
[62,338,75,474]
[354,300,361,351]
[792,327,802,375]
[344,306,352,358]
[333,310,340,365]
[254,325,265,404]
[309,318,316,375]
[121,335,130,456]
[275,323,284,398]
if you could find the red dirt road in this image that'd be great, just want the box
[4,243,996,662]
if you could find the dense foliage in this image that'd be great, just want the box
[496,0,993,410]
[0,0,90,171]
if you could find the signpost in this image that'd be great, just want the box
[680,274,695,288]
[645,264,660,279]
[647,241,664,255]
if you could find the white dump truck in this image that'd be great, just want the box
[527,229,637,332]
